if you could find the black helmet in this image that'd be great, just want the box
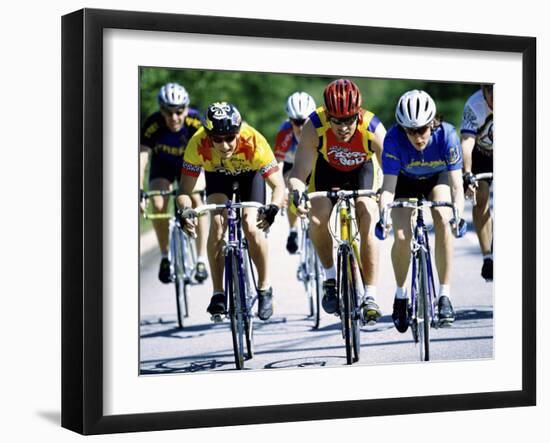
[204,102,242,136]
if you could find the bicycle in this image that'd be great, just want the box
[191,197,261,370]
[377,199,460,362]
[296,216,323,329]
[142,189,197,329]
[307,189,377,365]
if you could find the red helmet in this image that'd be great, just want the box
[323,79,362,118]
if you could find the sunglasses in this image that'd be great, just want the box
[290,118,306,126]
[211,134,237,144]
[328,114,358,126]
[404,125,430,136]
[160,106,186,116]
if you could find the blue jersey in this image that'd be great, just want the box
[140,108,202,167]
[382,122,463,179]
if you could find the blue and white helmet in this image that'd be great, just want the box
[157,83,190,108]
[204,102,242,135]
[395,90,436,128]
[285,92,316,120]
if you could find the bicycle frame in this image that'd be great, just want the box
[409,202,438,328]
[223,200,257,321]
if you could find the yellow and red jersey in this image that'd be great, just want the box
[182,124,279,178]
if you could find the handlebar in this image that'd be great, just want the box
[308,189,378,201]
[192,201,264,217]
[378,200,460,238]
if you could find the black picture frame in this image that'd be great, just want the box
[62,8,536,435]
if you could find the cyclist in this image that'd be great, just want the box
[140,82,209,284]
[289,79,385,324]
[460,84,493,281]
[377,89,466,333]
[175,102,285,321]
[274,91,317,254]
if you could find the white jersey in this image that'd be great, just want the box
[460,89,493,152]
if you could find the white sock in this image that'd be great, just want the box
[324,265,336,280]
[395,286,407,299]
[197,255,207,264]
[161,251,169,258]
[289,227,298,234]
[439,284,451,299]
[364,285,377,300]
[483,253,493,261]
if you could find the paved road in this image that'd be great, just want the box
[140,205,493,374]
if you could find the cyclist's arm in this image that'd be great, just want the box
[378,174,398,212]
[288,120,317,194]
[139,144,151,190]
[460,134,476,173]
[176,173,198,209]
[371,122,386,168]
[264,168,286,208]
[449,169,465,218]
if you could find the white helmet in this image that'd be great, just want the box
[157,83,190,108]
[285,92,316,120]
[395,90,436,128]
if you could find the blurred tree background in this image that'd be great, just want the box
[140,66,480,146]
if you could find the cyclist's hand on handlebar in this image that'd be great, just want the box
[450,217,467,238]
[256,204,279,231]
[291,190,310,218]
[176,207,198,237]
[463,171,477,200]
[375,220,389,240]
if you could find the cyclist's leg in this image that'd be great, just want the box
[205,192,228,294]
[309,197,334,269]
[191,172,209,261]
[429,175,456,322]
[241,172,274,320]
[473,180,492,255]
[391,206,414,286]
[429,179,453,286]
[149,177,171,255]
[355,160,381,287]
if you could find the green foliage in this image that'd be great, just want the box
[140,67,480,145]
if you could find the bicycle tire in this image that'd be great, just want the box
[171,227,189,329]
[312,251,322,330]
[242,247,254,360]
[417,248,431,362]
[339,249,354,365]
[348,253,361,363]
[227,250,245,369]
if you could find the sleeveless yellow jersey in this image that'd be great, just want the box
[310,106,381,172]
[182,124,279,178]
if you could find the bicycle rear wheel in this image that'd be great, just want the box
[227,250,245,369]
[417,248,431,361]
[171,226,189,329]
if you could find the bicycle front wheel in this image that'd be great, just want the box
[338,248,357,365]
[417,248,431,362]
[227,250,245,369]
[171,227,189,329]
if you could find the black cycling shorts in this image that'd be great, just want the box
[472,146,493,184]
[204,170,266,204]
[149,155,181,184]
[310,156,379,193]
[282,161,293,176]
[394,171,450,200]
